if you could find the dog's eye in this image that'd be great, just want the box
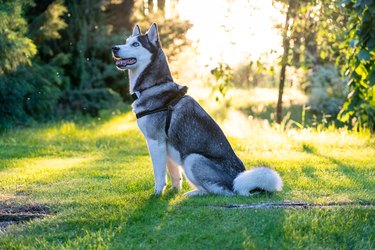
[132,42,140,47]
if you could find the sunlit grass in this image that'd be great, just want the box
[0,92,374,249]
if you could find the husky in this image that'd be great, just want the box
[112,23,283,196]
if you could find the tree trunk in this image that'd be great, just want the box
[276,1,294,124]
[158,0,166,11]
[148,0,154,13]
[304,11,319,66]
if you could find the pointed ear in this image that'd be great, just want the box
[146,23,159,45]
[132,24,141,36]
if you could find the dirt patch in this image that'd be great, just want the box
[0,197,51,232]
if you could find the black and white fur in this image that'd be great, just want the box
[112,23,283,196]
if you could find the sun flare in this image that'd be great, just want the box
[176,0,284,68]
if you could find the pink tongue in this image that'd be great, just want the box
[116,58,135,66]
[116,59,129,66]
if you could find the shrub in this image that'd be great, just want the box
[0,63,66,129]
[56,88,122,117]
[306,65,348,116]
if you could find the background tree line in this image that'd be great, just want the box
[208,0,374,130]
[0,0,190,129]
[0,0,373,130]
[274,0,374,129]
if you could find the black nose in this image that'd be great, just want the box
[112,46,120,52]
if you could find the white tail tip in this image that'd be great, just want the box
[233,167,283,196]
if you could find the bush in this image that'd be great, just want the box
[56,88,123,117]
[0,63,66,129]
[0,0,69,130]
[306,65,348,116]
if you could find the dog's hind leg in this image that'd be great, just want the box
[183,154,235,196]
[184,189,207,196]
[200,183,235,196]
[167,158,182,189]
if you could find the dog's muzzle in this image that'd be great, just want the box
[114,58,137,67]
[112,46,137,68]
[112,46,120,53]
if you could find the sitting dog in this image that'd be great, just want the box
[112,23,283,196]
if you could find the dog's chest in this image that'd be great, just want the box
[137,114,182,165]
[137,115,165,140]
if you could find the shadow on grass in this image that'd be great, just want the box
[240,102,341,128]
[109,189,181,248]
[109,190,286,249]
[241,103,306,124]
[302,143,373,199]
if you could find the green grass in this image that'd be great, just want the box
[0,100,374,249]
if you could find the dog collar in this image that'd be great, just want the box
[135,86,188,138]
[135,86,188,119]
[135,86,188,137]
[131,83,180,101]
[131,84,164,101]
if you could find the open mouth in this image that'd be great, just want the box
[114,57,137,68]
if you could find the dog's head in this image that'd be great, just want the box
[112,23,160,71]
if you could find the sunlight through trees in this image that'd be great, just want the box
[0,0,374,131]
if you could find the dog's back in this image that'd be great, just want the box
[168,96,246,193]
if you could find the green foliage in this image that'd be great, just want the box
[288,0,349,68]
[233,59,278,88]
[58,0,138,102]
[0,0,193,129]
[0,0,68,130]
[0,1,137,129]
[27,0,67,41]
[338,0,375,130]
[0,0,36,74]
[275,0,374,129]
[307,65,348,116]
[0,63,65,128]
[57,88,123,117]
[132,0,192,62]
[62,1,113,89]
[210,63,233,102]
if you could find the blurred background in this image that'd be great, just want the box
[0,0,374,131]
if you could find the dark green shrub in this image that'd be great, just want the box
[56,88,122,117]
[307,65,348,116]
[0,63,66,129]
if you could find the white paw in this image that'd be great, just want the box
[184,189,207,196]
[154,184,166,195]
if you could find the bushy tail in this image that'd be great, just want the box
[233,167,283,196]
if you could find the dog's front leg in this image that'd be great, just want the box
[146,139,167,195]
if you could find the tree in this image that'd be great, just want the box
[51,0,125,115]
[131,0,192,62]
[0,0,67,129]
[0,0,36,74]
[276,0,297,124]
[275,0,352,124]
[0,0,193,128]
[338,0,375,130]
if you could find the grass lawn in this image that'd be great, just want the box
[0,91,374,249]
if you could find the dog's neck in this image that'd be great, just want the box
[129,65,148,93]
[129,48,173,94]
[131,81,184,113]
